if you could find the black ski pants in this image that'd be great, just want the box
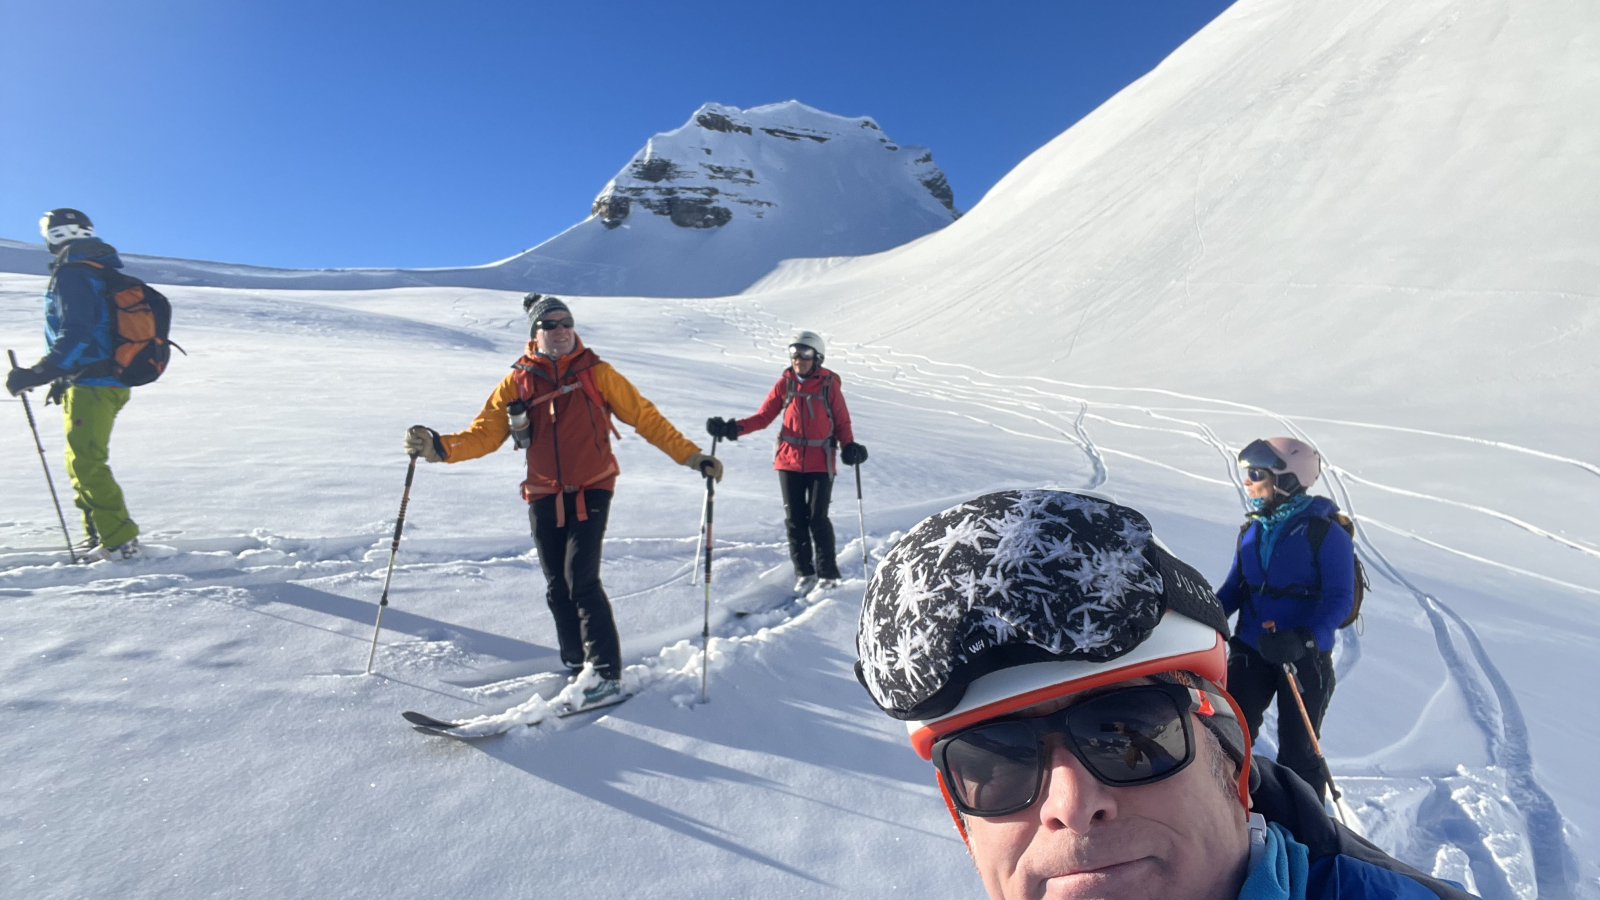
[779,470,840,580]
[530,490,620,680]
[1227,636,1337,801]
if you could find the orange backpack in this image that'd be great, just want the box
[78,261,184,386]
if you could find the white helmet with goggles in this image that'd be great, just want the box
[1237,437,1321,497]
[788,330,825,363]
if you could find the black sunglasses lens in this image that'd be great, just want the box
[1065,689,1189,784]
[943,721,1041,814]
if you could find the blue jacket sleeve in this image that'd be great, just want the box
[1308,521,1355,643]
[46,266,107,370]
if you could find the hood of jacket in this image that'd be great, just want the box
[49,238,123,272]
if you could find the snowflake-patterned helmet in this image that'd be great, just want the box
[855,491,1241,764]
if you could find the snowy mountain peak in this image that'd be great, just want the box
[0,101,958,297]
[589,100,957,235]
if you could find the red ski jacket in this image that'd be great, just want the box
[736,366,854,474]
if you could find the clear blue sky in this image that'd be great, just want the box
[0,1,1233,269]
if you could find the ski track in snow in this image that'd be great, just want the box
[683,298,1592,899]
[3,293,1588,898]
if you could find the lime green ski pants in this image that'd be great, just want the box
[62,384,139,548]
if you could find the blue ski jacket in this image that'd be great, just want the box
[1249,757,1477,899]
[43,238,125,388]
[1216,495,1355,653]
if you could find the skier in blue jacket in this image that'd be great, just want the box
[1217,437,1354,801]
[5,209,142,561]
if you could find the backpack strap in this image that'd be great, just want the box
[776,372,836,445]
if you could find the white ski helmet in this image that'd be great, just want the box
[789,330,825,362]
[40,208,94,251]
[1238,437,1321,496]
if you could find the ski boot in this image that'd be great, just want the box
[89,538,141,562]
[581,678,622,707]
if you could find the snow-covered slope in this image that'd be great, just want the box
[2,0,1594,898]
[0,102,957,297]
[751,0,1597,438]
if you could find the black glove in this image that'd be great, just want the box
[5,359,63,397]
[705,417,740,441]
[45,379,68,406]
[840,442,868,466]
[1256,627,1317,666]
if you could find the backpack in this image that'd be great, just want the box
[77,261,184,386]
[1238,509,1368,630]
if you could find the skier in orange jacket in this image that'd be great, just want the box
[405,295,721,706]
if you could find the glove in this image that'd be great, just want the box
[705,417,740,441]
[45,378,68,406]
[840,442,868,466]
[404,425,448,463]
[685,451,723,482]
[1256,627,1317,666]
[6,359,62,396]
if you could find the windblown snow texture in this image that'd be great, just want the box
[856,490,1223,721]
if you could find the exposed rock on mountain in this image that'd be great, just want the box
[0,101,959,298]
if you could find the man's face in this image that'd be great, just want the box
[534,315,577,357]
[962,680,1249,900]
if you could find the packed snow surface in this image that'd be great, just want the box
[3,0,1596,898]
[0,101,957,298]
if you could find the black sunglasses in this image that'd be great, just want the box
[535,317,576,331]
[1243,467,1274,484]
[932,682,1219,818]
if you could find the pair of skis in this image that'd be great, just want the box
[402,688,632,739]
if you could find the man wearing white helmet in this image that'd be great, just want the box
[1216,437,1356,802]
[706,330,867,595]
[5,209,143,561]
[856,490,1471,900]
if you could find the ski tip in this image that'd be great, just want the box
[402,710,464,730]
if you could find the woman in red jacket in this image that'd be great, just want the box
[708,331,868,595]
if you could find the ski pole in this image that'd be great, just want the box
[853,462,869,584]
[8,350,76,564]
[699,435,719,702]
[1264,622,1345,822]
[691,438,719,585]
[366,453,418,675]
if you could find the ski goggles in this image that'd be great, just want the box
[534,317,576,331]
[931,682,1227,817]
[788,345,817,360]
[1237,439,1285,472]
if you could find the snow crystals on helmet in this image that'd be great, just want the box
[854,490,1228,721]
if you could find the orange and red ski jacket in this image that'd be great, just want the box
[439,338,700,523]
[736,366,854,474]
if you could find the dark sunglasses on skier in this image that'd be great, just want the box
[1243,467,1274,484]
[931,682,1235,817]
[788,345,817,360]
[534,317,576,331]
